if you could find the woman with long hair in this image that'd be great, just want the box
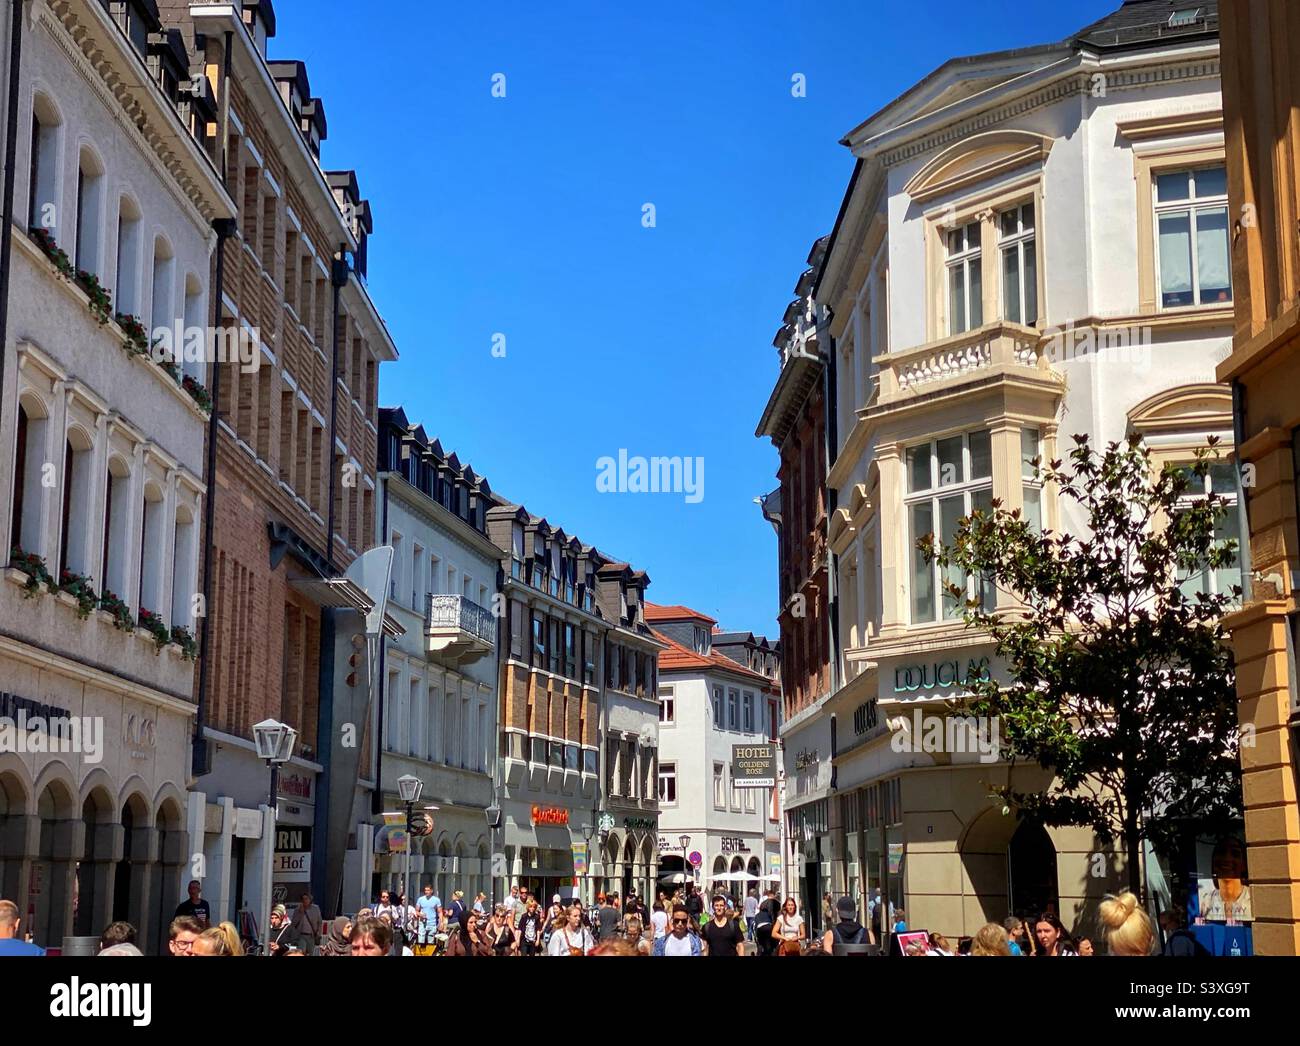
[1099,893,1155,956]
[216,921,243,956]
[1032,912,1076,956]
[773,896,806,956]
[446,908,491,956]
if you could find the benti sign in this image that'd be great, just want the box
[731,743,777,788]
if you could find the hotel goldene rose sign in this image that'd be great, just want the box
[731,743,777,788]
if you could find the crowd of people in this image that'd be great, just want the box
[0,878,1206,957]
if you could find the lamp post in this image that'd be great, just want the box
[397,774,423,901]
[582,811,597,911]
[253,717,297,954]
[678,834,691,898]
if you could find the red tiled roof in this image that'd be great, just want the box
[644,601,718,625]
[651,630,773,686]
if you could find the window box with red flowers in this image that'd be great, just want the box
[116,312,150,357]
[9,547,55,597]
[181,374,213,413]
[138,608,170,652]
[98,589,135,632]
[75,269,112,325]
[57,569,98,619]
[169,624,198,661]
[29,227,75,280]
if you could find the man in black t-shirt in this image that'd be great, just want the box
[702,894,744,956]
[174,880,211,927]
[684,885,704,930]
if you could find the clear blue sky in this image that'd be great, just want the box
[274,0,1116,635]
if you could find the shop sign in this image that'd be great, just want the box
[731,743,777,787]
[531,805,570,826]
[719,836,751,854]
[275,826,312,852]
[277,771,314,803]
[853,700,878,736]
[794,748,818,771]
[623,816,656,831]
[272,852,311,878]
[893,657,990,694]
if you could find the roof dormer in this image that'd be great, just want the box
[241,0,277,58]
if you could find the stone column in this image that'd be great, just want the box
[125,825,159,950]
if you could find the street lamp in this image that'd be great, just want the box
[581,812,597,910]
[397,774,423,901]
[678,834,691,895]
[252,718,296,955]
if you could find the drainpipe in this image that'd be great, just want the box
[0,0,26,522]
[192,32,236,777]
[370,473,388,816]
[1230,380,1253,602]
[822,317,842,696]
[193,215,236,775]
[325,247,348,573]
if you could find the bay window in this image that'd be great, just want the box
[906,430,994,623]
[1022,428,1043,533]
[1155,166,1231,309]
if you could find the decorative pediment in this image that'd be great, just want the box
[905,130,1054,204]
[1127,383,1232,436]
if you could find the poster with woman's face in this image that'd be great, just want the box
[1196,836,1251,923]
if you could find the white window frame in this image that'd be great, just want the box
[945,220,982,335]
[1174,459,1242,600]
[658,763,677,805]
[1153,165,1232,311]
[742,691,755,733]
[659,684,675,724]
[905,430,995,624]
[713,762,725,810]
[998,202,1037,326]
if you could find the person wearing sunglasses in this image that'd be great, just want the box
[652,904,702,956]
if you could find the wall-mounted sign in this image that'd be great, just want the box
[732,743,777,787]
[531,805,570,826]
[272,851,311,878]
[893,658,990,694]
[794,748,818,771]
[233,808,263,839]
[853,700,878,736]
[277,771,314,803]
[623,816,656,831]
[123,712,156,750]
[275,826,312,853]
[719,836,751,854]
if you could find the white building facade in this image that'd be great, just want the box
[373,409,499,907]
[806,3,1237,939]
[649,604,782,899]
[0,0,233,953]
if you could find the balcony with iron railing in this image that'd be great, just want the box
[425,593,495,666]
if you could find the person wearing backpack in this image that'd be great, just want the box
[821,896,875,955]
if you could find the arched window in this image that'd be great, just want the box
[138,482,165,614]
[27,93,62,235]
[170,504,195,626]
[101,457,131,599]
[149,235,175,339]
[74,146,105,275]
[115,196,143,317]
[11,397,50,554]
[59,428,94,576]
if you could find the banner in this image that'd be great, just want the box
[572,843,588,876]
[731,743,777,788]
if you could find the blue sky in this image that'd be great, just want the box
[274,0,1117,635]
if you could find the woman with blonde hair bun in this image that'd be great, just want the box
[1099,892,1155,956]
[970,922,1012,955]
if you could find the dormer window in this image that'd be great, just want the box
[511,523,525,579]
[693,626,710,655]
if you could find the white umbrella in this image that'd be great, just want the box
[658,872,689,884]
